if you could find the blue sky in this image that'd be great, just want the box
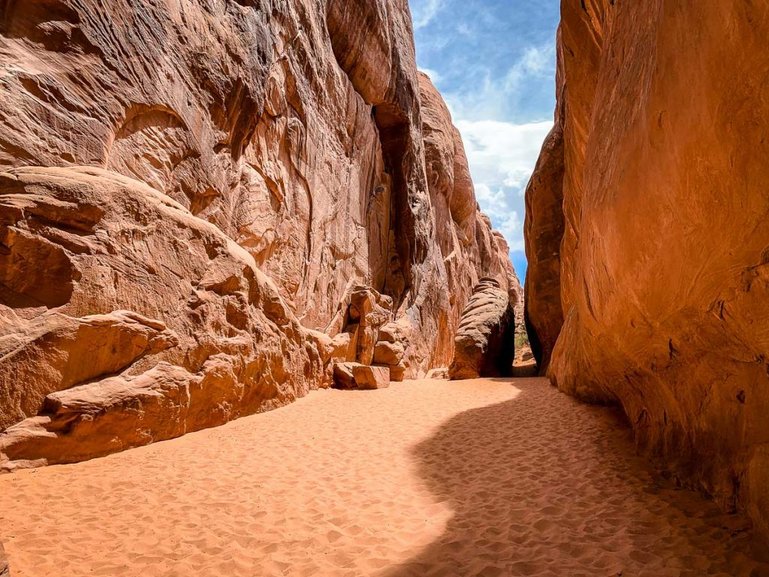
[409,0,560,279]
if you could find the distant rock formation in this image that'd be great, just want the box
[0,1,520,467]
[525,0,769,544]
[449,279,516,380]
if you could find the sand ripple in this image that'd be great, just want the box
[1,378,767,576]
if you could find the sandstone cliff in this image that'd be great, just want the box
[525,0,769,543]
[0,0,517,467]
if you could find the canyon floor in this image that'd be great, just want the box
[1,378,767,577]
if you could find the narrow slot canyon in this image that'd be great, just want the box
[2,1,769,576]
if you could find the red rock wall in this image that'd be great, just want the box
[525,0,769,542]
[0,1,517,465]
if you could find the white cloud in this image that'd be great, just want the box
[503,44,556,92]
[440,41,556,122]
[411,0,446,30]
[454,119,553,253]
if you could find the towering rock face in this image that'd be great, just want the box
[419,73,523,364]
[0,0,517,467]
[525,0,769,542]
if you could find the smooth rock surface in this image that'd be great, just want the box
[352,365,390,390]
[449,279,516,380]
[525,0,769,544]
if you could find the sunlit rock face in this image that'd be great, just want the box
[525,0,769,542]
[0,0,517,467]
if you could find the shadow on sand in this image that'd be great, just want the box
[381,378,769,577]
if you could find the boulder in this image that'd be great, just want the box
[377,323,400,343]
[347,286,393,365]
[449,279,516,380]
[332,363,389,390]
[388,366,406,382]
[332,362,359,390]
[352,365,390,390]
[373,341,405,366]
[426,368,449,380]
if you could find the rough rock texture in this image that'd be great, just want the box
[0,309,178,430]
[525,0,769,544]
[0,541,7,577]
[419,73,523,361]
[449,279,515,380]
[0,1,518,464]
[329,285,408,388]
[0,167,324,467]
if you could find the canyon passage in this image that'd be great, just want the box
[1,0,769,575]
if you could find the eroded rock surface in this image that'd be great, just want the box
[0,540,7,577]
[525,0,769,543]
[0,167,323,467]
[0,1,518,464]
[449,279,515,380]
[0,309,178,430]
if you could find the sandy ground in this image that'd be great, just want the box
[1,377,768,577]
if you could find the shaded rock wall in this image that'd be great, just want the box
[525,0,769,542]
[0,0,517,465]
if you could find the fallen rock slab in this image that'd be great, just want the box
[373,341,405,366]
[352,365,390,390]
[332,363,389,390]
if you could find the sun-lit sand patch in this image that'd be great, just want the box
[1,378,767,577]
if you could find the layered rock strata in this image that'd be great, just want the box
[0,1,519,466]
[525,0,769,543]
[449,279,516,380]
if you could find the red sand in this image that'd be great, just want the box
[1,378,767,576]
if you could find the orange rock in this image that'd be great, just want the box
[418,73,525,367]
[0,1,520,465]
[525,0,769,544]
[351,365,390,390]
[0,310,177,430]
[332,362,359,390]
[373,341,405,367]
[449,279,516,380]
[331,362,389,390]
[0,540,7,577]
